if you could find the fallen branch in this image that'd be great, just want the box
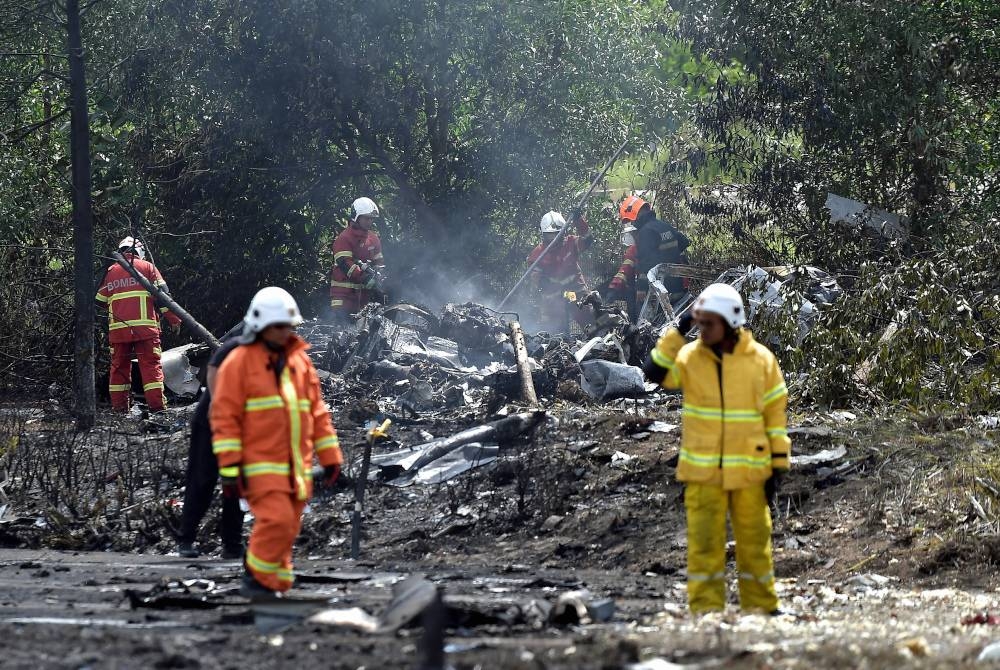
[111,251,220,350]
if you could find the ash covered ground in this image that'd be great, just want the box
[3,303,1000,669]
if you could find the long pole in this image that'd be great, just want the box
[111,252,220,349]
[497,138,629,310]
[351,419,391,559]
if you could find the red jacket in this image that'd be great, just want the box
[527,219,592,294]
[330,226,383,311]
[211,335,342,501]
[609,244,638,290]
[95,254,181,343]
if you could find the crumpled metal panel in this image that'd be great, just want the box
[160,344,202,397]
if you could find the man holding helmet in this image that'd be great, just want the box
[330,197,386,321]
[642,284,791,615]
[211,287,343,598]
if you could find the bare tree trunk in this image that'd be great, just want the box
[67,0,96,429]
[509,321,538,405]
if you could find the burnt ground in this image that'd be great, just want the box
[3,394,1000,668]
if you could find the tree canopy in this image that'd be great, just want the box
[2,0,999,407]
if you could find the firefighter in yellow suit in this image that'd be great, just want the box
[643,283,791,614]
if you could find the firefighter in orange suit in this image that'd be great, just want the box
[527,210,593,333]
[95,237,182,412]
[642,283,790,614]
[211,286,343,598]
[330,196,385,320]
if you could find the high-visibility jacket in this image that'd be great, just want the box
[95,254,181,343]
[330,226,383,311]
[634,215,689,294]
[528,219,592,293]
[651,328,790,489]
[210,334,343,501]
[609,244,637,290]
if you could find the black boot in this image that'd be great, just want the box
[240,570,279,601]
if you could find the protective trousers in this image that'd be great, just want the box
[178,394,243,548]
[245,489,306,592]
[538,290,593,334]
[684,482,779,613]
[109,336,165,411]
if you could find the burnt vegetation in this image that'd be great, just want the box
[0,1,1000,665]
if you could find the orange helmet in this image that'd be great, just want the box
[619,195,648,222]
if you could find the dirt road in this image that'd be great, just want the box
[1,545,998,669]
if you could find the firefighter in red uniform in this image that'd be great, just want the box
[619,194,690,307]
[95,237,182,412]
[605,224,639,320]
[330,197,386,321]
[527,210,593,333]
[606,224,638,299]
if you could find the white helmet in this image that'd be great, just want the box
[540,211,566,233]
[117,236,146,260]
[621,224,637,247]
[695,283,746,329]
[243,287,304,335]
[351,197,380,222]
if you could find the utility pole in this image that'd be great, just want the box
[67,0,96,429]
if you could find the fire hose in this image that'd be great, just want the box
[497,138,629,311]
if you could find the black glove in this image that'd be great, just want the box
[642,354,667,385]
[677,311,695,336]
[220,468,242,499]
[323,464,340,487]
[764,471,784,508]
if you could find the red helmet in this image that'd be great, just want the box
[619,195,648,222]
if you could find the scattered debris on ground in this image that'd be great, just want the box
[5,292,1000,668]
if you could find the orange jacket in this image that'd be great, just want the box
[330,226,383,311]
[95,253,181,343]
[609,244,638,290]
[210,334,342,500]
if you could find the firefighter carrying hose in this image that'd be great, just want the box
[330,197,386,322]
[642,284,791,614]
[527,210,593,333]
[619,195,689,308]
[211,287,343,598]
[95,236,182,413]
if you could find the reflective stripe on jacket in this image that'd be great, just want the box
[210,334,343,500]
[651,328,790,489]
[609,244,637,290]
[527,231,591,294]
[330,226,383,307]
[95,254,181,343]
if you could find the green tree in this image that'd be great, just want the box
[666,0,1000,260]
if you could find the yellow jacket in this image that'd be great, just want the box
[650,328,790,489]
